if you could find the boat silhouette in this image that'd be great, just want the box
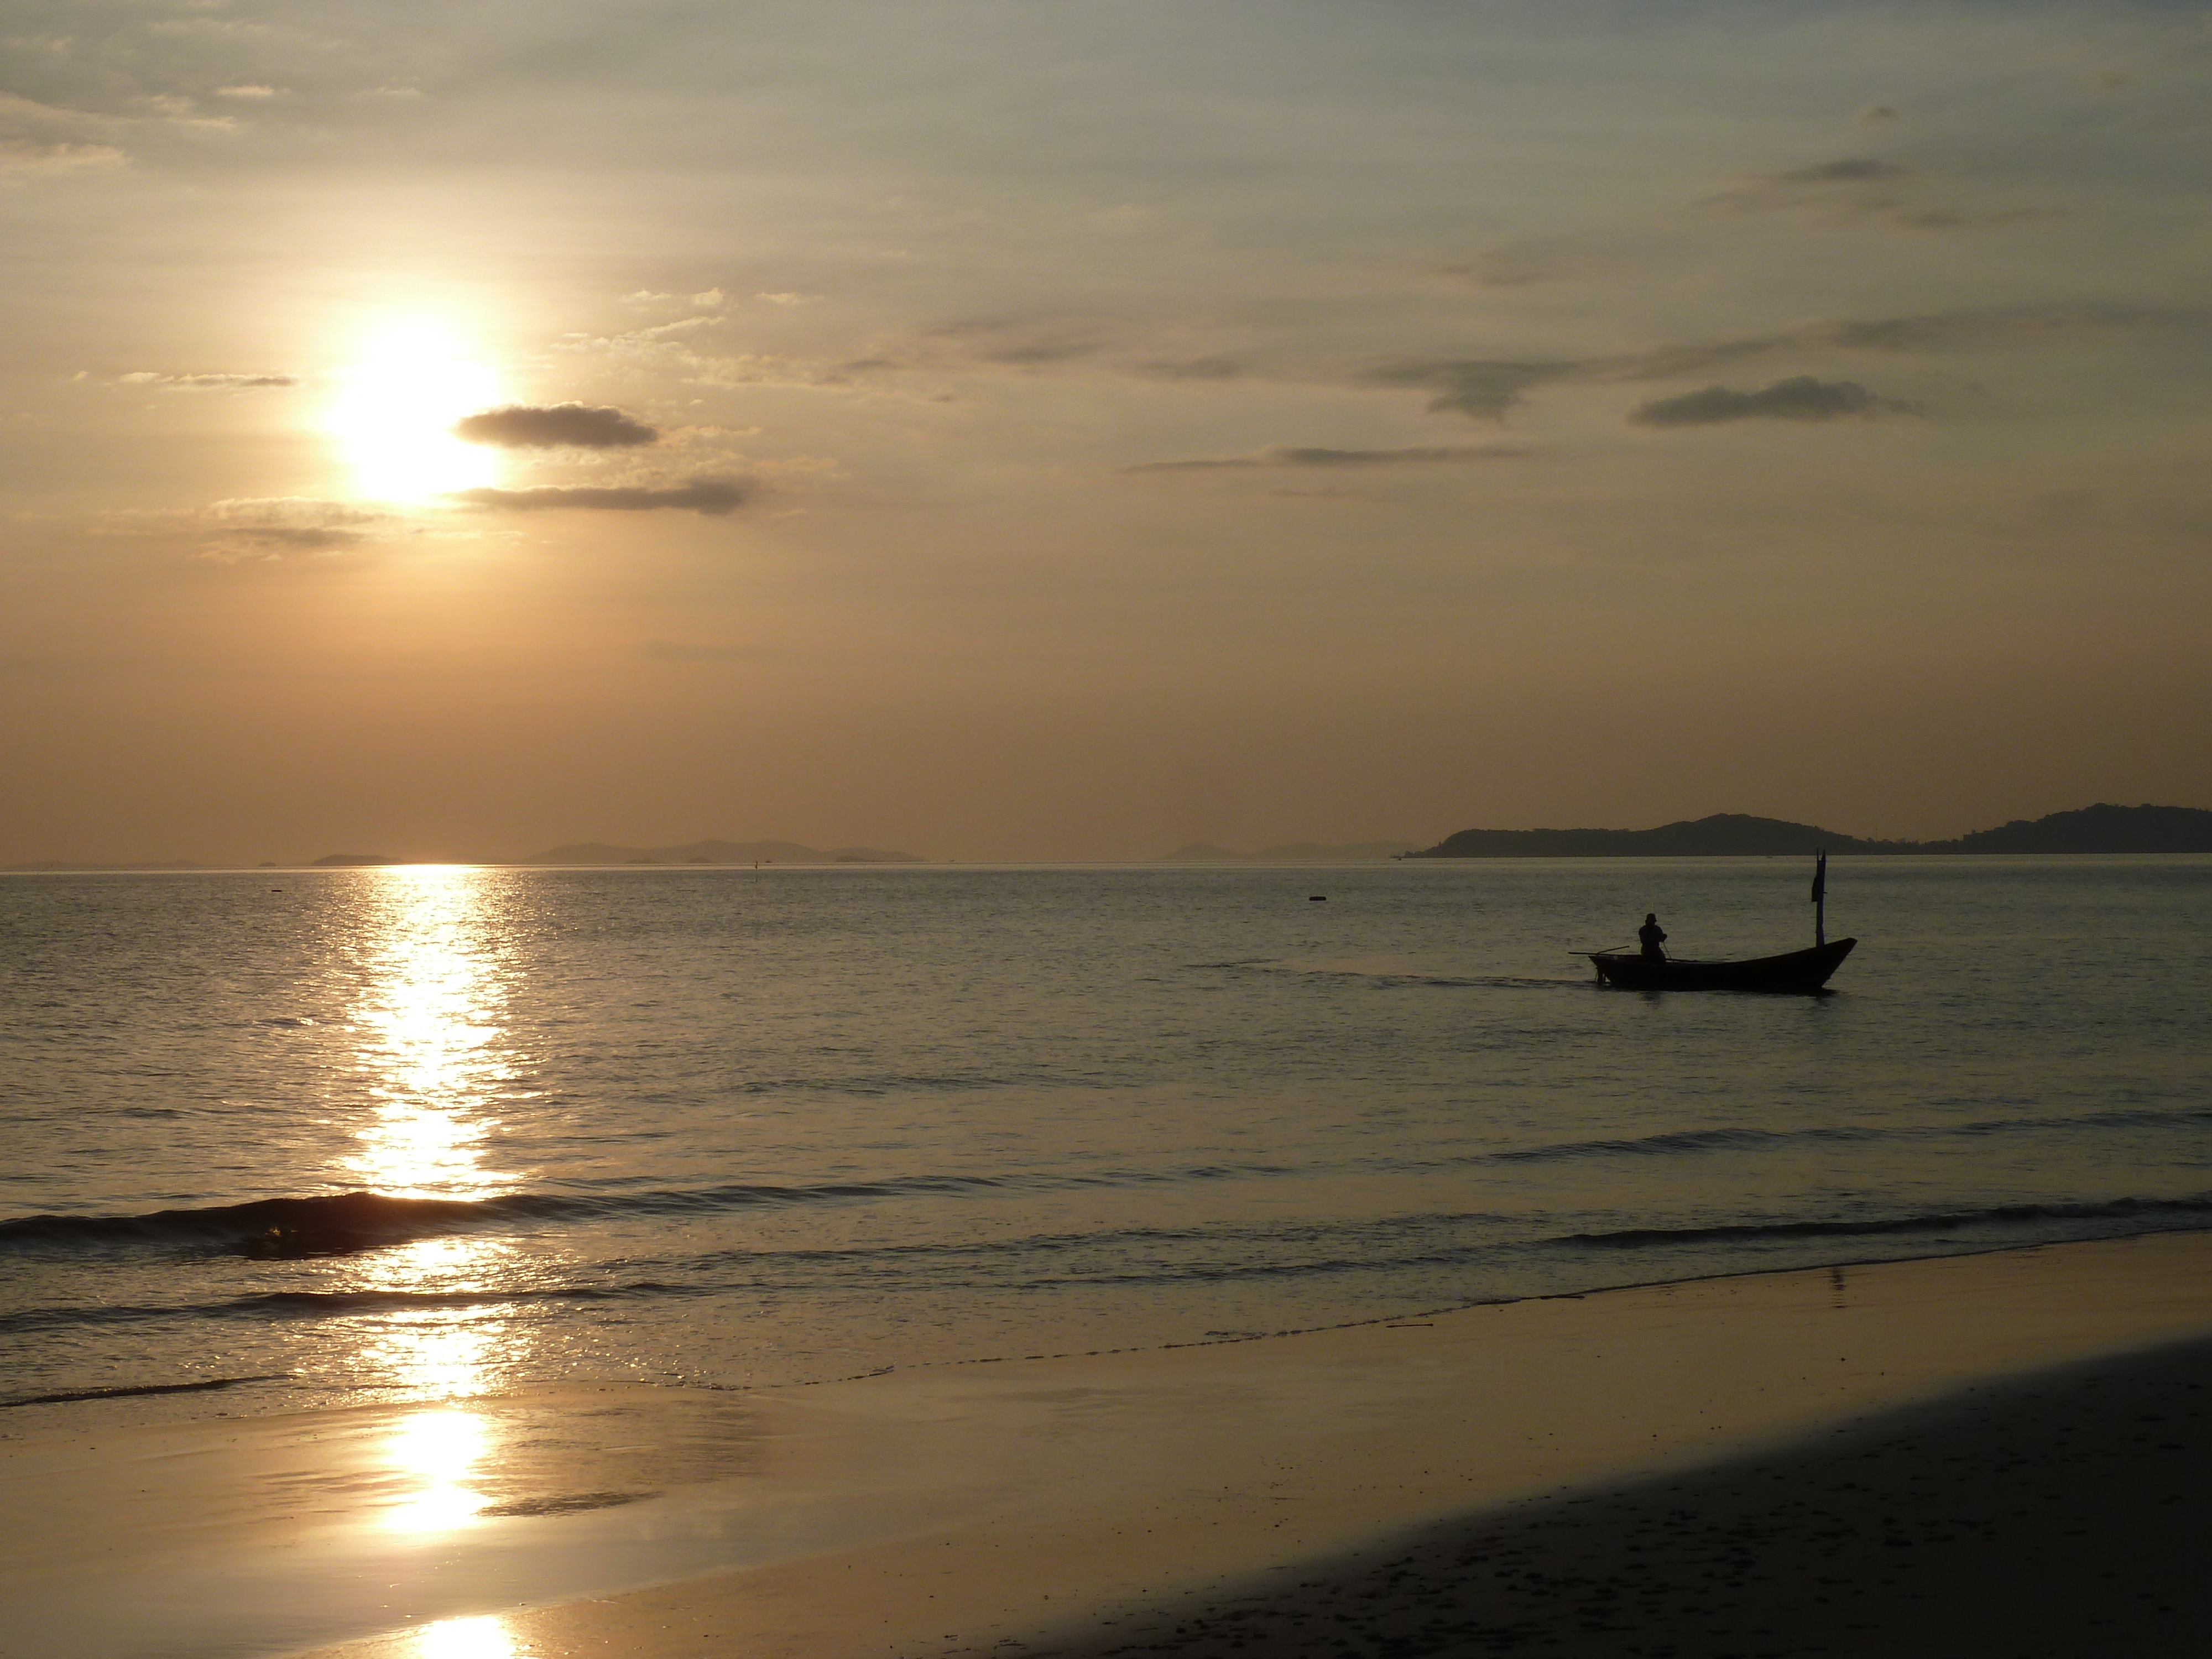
[1578,851,1855,993]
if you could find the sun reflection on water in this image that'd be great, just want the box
[346,866,517,1203]
[338,867,535,1530]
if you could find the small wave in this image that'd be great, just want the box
[0,1192,571,1258]
[2,1373,285,1410]
[0,1165,1284,1260]
[0,1185,951,1258]
[1374,973,1583,992]
[1496,1124,1878,1165]
[0,1280,702,1338]
[482,1490,655,1517]
[1209,957,1580,992]
[1566,1191,2212,1249]
[1496,1103,2212,1169]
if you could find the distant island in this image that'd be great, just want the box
[1,859,211,872]
[1407,804,2212,858]
[1160,841,1418,863]
[521,838,925,865]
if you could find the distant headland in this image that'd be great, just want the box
[1160,841,1418,863]
[1407,804,2212,858]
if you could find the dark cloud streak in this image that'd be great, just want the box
[1629,375,1920,426]
[1365,359,1579,421]
[448,477,749,515]
[1369,302,2203,421]
[121,372,299,389]
[1125,444,1527,473]
[453,403,659,448]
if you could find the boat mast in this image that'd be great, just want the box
[1811,849,1827,947]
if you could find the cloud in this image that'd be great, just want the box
[1442,239,1601,289]
[634,316,723,340]
[923,317,1116,368]
[1628,375,1921,426]
[448,476,749,515]
[1782,158,1906,186]
[1125,444,1528,473]
[1701,156,1907,215]
[1699,156,2045,233]
[201,498,390,541]
[1365,359,1581,421]
[97,497,393,560]
[1365,303,2201,423]
[1856,105,1902,126]
[1,137,125,172]
[755,291,822,307]
[452,403,660,448]
[1806,302,2199,353]
[119,371,299,389]
[1135,356,1245,381]
[215,85,283,100]
[982,338,1100,366]
[2,92,131,172]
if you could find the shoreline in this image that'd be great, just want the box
[13,1229,2212,1658]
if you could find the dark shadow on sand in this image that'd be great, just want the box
[1022,1335,2212,1658]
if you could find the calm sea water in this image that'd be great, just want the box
[4,859,2210,1427]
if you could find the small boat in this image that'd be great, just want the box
[1580,937,1855,993]
[1577,849,1856,993]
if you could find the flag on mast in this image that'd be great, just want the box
[1811,851,1827,905]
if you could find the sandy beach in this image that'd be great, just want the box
[5,1229,2210,1659]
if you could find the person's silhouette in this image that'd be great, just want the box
[1637,913,1667,966]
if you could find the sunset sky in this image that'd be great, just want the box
[5,0,2209,863]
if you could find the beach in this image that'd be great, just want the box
[8,863,2212,1657]
[6,1229,2210,1658]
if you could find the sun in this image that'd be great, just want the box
[327,318,505,502]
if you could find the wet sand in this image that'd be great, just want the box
[12,1231,2212,1658]
[280,1230,2212,1659]
[1026,1335,2212,1657]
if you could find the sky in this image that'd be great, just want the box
[4,0,2209,863]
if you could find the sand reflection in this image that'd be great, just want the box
[416,1614,517,1658]
[385,1408,492,1532]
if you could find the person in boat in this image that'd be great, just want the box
[1638,913,1667,966]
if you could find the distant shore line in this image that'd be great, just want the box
[8,802,2209,871]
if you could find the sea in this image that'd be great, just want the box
[5,857,2210,1430]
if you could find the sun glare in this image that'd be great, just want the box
[328,319,505,502]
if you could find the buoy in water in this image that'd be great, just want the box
[1308,895,1327,901]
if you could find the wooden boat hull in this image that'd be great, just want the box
[1586,937,1856,993]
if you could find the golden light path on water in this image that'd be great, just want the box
[338,868,531,1554]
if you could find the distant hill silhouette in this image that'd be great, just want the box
[1930,804,2212,854]
[523,838,923,865]
[1409,805,2212,858]
[1161,840,1418,862]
